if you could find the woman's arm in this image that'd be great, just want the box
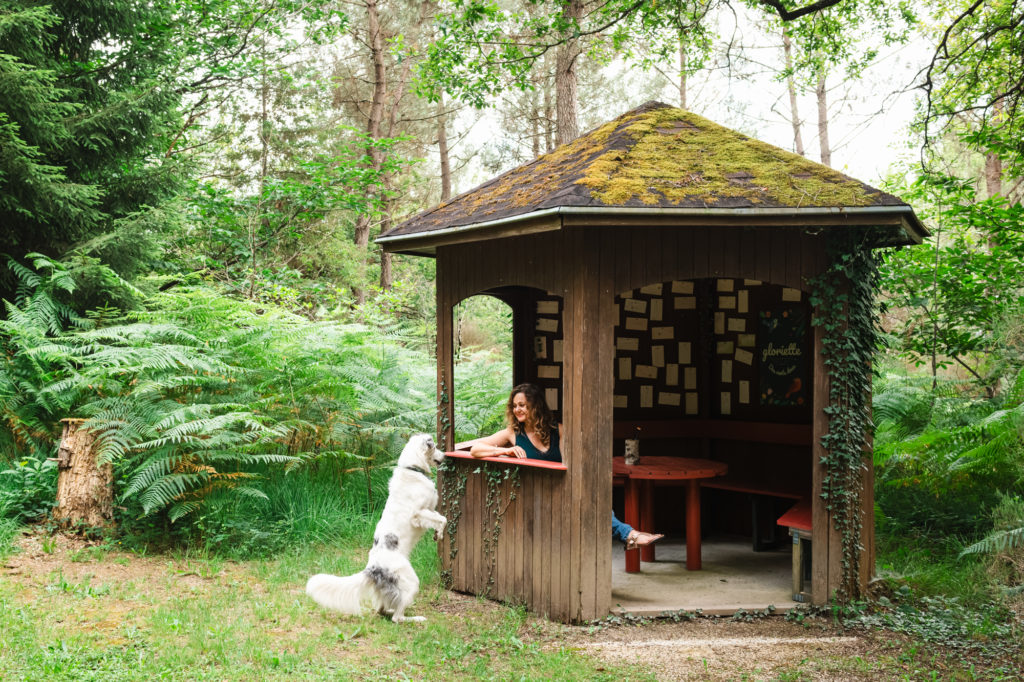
[469,428,526,459]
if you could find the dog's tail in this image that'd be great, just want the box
[306,571,377,615]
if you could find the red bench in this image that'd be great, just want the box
[777,497,812,602]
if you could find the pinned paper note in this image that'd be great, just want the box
[678,341,692,364]
[728,317,746,333]
[782,287,802,301]
[735,348,753,365]
[675,296,697,310]
[721,392,732,415]
[640,283,663,295]
[717,279,735,292]
[617,337,639,351]
[625,317,648,331]
[739,381,750,404]
[553,340,563,362]
[738,290,749,313]
[652,326,674,340]
[684,366,697,390]
[717,341,734,355]
[685,392,699,414]
[651,345,665,367]
[537,300,559,314]
[714,312,725,334]
[618,357,632,380]
[546,388,558,410]
[737,333,756,347]
[666,363,679,386]
[537,365,560,379]
[614,395,628,408]
[658,392,681,406]
[640,385,654,408]
[672,280,695,294]
[722,359,733,383]
[624,298,647,314]
[536,318,558,332]
[534,336,547,359]
[744,279,761,286]
[650,298,663,321]
[719,295,737,310]
[635,364,658,379]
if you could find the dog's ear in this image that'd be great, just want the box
[423,436,436,452]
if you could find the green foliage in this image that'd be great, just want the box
[0,455,57,523]
[874,371,1024,537]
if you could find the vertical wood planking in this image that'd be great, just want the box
[740,227,757,281]
[708,226,724,278]
[692,228,709,280]
[769,229,788,288]
[754,230,772,283]
[594,227,616,619]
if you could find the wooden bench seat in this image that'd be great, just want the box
[777,498,813,602]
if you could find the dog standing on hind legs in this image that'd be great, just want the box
[306,433,446,623]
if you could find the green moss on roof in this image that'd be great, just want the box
[578,106,878,207]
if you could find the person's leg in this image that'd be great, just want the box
[611,512,633,544]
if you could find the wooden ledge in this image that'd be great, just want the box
[444,450,568,471]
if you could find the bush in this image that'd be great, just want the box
[0,456,57,523]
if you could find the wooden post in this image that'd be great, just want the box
[53,418,113,530]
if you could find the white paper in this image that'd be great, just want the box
[537,364,560,379]
[666,363,679,386]
[553,339,563,362]
[672,280,694,294]
[737,333,756,347]
[717,279,735,292]
[719,295,737,310]
[537,300,559,314]
[640,283,663,295]
[545,388,558,410]
[536,317,558,332]
[678,341,692,364]
[721,392,732,415]
[614,394,628,408]
[717,341,734,355]
[675,296,697,310]
[624,298,647,314]
[640,385,654,408]
[744,279,761,286]
[635,364,658,379]
[684,366,697,390]
[722,359,733,383]
[728,317,746,332]
[625,317,648,331]
[714,312,725,334]
[618,357,632,380]
[738,290,749,313]
[658,392,681,406]
[652,326,674,340]
[650,298,663,321]
[651,345,665,367]
[685,392,699,414]
[534,336,547,359]
[782,287,802,301]
[739,381,750,404]
[617,337,639,351]
[735,348,753,365]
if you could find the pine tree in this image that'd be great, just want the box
[0,1,184,307]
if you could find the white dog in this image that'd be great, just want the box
[306,433,447,623]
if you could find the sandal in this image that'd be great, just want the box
[625,530,664,550]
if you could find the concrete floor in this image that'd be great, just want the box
[611,535,800,617]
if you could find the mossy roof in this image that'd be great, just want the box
[382,101,916,241]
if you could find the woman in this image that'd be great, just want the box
[468,383,662,549]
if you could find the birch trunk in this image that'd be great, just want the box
[554,0,582,146]
[816,70,831,167]
[783,30,805,156]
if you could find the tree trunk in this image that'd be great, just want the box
[678,36,688,109]
[438,97,452,202]
[816,70,831,166]
[783,30,805,156]
[554,0,582,146]
[53,419,113,530]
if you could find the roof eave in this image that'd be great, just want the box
[376,205,929,256]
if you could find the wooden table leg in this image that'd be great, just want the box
[640,480,656,563]
[686,478,701,570]
[624,479,640,573]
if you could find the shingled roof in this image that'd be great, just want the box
[379,101,925,253]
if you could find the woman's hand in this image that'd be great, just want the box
[502,445,527,459]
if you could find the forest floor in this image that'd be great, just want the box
[1,530,1020,680]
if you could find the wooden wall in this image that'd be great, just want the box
[435,224,871,621]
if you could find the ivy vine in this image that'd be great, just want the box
[481,465,519,594]
[808,229,883,602]
[438,458,467,590]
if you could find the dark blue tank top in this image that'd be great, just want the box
[515,427,561,463]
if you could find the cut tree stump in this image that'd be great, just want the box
[53,418,113,530]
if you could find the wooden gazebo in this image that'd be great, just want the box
[378,101,925,623]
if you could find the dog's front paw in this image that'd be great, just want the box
[434,529,444,541]
[393,615,427,623]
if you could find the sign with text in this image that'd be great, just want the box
[759,306,806,407]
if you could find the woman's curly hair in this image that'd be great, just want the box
[505,383,556,446]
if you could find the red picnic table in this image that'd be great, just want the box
[613,456,728,572]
